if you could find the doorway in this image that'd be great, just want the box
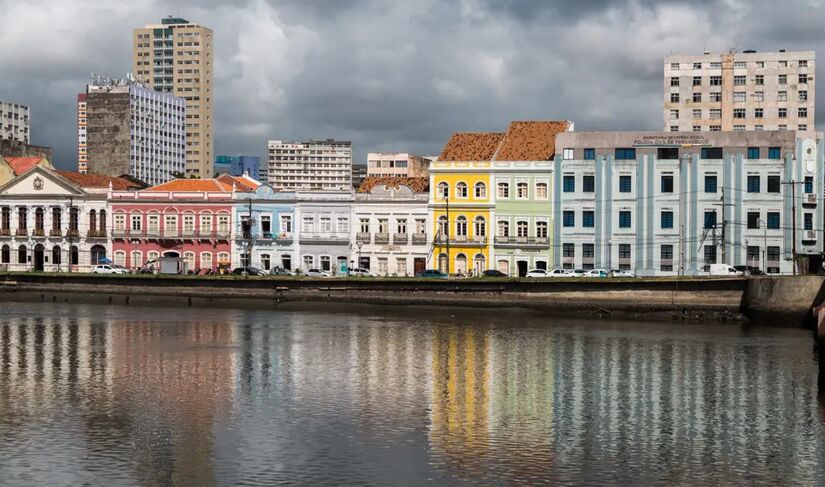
[91,245,107,265]
[34,244,44,272]
[414,258,426,275]
[536,260,547,271]
[517,260,528,277]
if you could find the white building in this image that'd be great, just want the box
[554,130,824,275]
[0,100,30,144]
[294,191,353,274]
[353,177,430,276]
[366,153,430,178]
[267,139,352,191]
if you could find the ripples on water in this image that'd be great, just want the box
[0,303,823,486]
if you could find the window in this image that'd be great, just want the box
[778,91,787,101]
[670,63,680,70]
[583,211,594,228]
[734,75,746,85]
[799,74,808,84]
[805,176,814,194]
[805,213,813,231]
[670,77,679,86]
[657,148,678,160]
[563,175,575,192]
[704,246,717,265]
[397,258,408,276]
[799,124,808,131]
[131,213,142,231]
[615,148,636,160]
[497,182,509,198]
[536,221,548,239]
[701,147,723,159]
[800,90,808,102]
[474,217,486,238]
[281,215,292,233]
[767,212,780,229]
[497,220,509,237]
[693,76,702,86]
[456,216,467,237]
[710,75,722,85]
[733,92,746,102]
[516,221,528,238]
[416,219,426,235]
[660,175,674,193]
[733,125,745,132]
[563,148,574,160]
[377,218,388,234]
[619,211,631,229]
[583,175,595,193]
[799,60,808,67]
[563,244,575,258]
[583,148,596,160]
[778,108,787,118]
[755,61,765,68]
[693,126,701,132]
[693,109,701,119]
[704,211,717,229]
[337,217,348,233]
[456,182,468,198]
[321,256,332,272]
[0,245,8,264]
[661,211,674,229]
[768,147,781,159]
[709,92,722,102]
[320,217,332,233]
[767,246,780,261]
[582,243,595,258]
[733,108,746,118]
[661,245,673,260]
[799,107,808,118]
[17,245,26,264]
[705,174,717,193]
[734,61,746,69]
[618,244,631,260]
[754,75,764,85]
[437,182,449,198]
[710,108,721,119]
[747,212,760,229]
[768,175,780,193]
[755,125,764,131]
[535,183,548,199]
[670,126,678,132]
[474,182,487,198]
[619,175,632,193]
[360,219,371,234]
[747,175,760,193]
[302,217,314,233]
[516,182,528,199]
[670,109,679,120]
[754,92,764,102]
[779,74,787,85]
[563,211,575,227]
[693,62,702,69]
[114,213,125,231]
[744,147,760,160]
[779,124,788,131]
[670,92,679,102]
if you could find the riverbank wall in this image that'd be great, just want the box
[3,273,823,326]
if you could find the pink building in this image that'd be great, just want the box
[109,179,242,271]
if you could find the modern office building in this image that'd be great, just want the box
[133,16,214,178]
[77,94,88,173]
[366,152,430,178]
[0,100,30,144]
[267,139,353,191]
[215,155,262,180]
[351,164,367,189]
[553,130,824,275]
[81,76,186,187]
[664,50,815,133]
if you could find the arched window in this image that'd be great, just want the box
[456,216,467,237]
[99,210,107,234]
[88,210,97,235]
[455,254,467,273]
[456,182,468,198]
[474,182,486,199]
[1,245,9,264]
[437,216,448,239]
[517,182,529,199]
[280,254,291,270]
[517,220,529,238]
[498,182,510,198]
[17,245,26,264]
[200,252,213,270]
[183,252,195,272]
[70,246,78,266]
[114,251,126,267]
[536,221,548,239]
[217,252,230,266]
[131,250,143,269]
[535,182,548,199]
[90,245,106,265]
[437,182,449,199]
[438,253,448,273]
[497,220,509,237]
[474,216,486,238]
[497,259,510,275]
[52,246,61,266]
[34,208,44,233]
[474,254,485,274]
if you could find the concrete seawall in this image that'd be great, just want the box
[0,273,823,326]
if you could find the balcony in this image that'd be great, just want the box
[111,228,128,239]
[356,232,371,244]
[493,236,550,249]
[215,230,231,240]
[275,232,293,243]
[32,228,45,238]
[49,228,63,238]
[145,229,160,239]
[433,235,487,246]
[162,229,179,239]
[181,228,196,239]
[0,228,10,238]
[298,233,349,245]
[86,230,107,239]
[803,230,817,242]
[412,233,428,244]
[374,233,390,244]
[67,229,80,239]
[393,233,409,245]
[15,228,27,237]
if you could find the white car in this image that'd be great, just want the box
[611,269,637,278]
[525,269,550,278]
[564,269,587,278]
[305,268,332,277]
[585,269,609,278]
[92,264,127,275]
[546,269,570,278]
[348,267,377,277]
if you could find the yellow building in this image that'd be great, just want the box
[429,132,503,274]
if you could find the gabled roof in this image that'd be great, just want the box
[216,173,261,192]
[143,179,235,192]
[4,157,46,175]
[493,121,571,161]
[57,171,143,190]
[357,176,429,193]
[438,132,505,161]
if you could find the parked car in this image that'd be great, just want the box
[231,266,267,276]
[482,269,508,277]
[415,269,448,279]
[525,269,550,278]
[733,265,764,276]
[611,269,637,278]
[269,267,293,276]
[564,269,587,278]
[305,268,332,277]
[709,264,744,276]
[348,267,377,277]
[546,269,570,278]
[92,264,128,275]
[585,269,609,278]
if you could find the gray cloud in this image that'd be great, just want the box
[0,0,821,171]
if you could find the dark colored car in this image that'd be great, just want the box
[733,265,764,276]
[415,269,448,279]
[269,267,293,276]
[482,269,508,277]
[231,266,267,276]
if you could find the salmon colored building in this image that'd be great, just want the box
[109,179,246,271]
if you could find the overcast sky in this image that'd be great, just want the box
[0,0,822,170]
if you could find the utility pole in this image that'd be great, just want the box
[679,223,685,276]
[445,197,451,275]
[243,197,253,276]
[714,188,735,265]
[782,180,804,275]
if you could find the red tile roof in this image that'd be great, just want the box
[493,121,571,161]
[143,179,235,192]
[357,176,429,193]
[4,157,45,176]
[57,171,143,190]
[217,174,260,191]
[438,132,505,161]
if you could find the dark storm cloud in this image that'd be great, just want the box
[0,0,820,170]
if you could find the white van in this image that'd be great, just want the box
[709,264,744,276]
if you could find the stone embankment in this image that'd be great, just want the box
[0,273,823,327]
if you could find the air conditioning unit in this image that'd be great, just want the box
[806,193,817,204]
[805,230,817,240]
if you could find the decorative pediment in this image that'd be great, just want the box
[0,165,84,196]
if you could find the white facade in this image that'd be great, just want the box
[353,182,430,276]
[366,152,430,178]
[268,139,352,191]
[0,100,30,144]
[0,166,110,273]
[293,191,353,274]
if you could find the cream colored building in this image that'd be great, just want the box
[133,16,214,178]
[664,50,815,133]
[366,153,430,178]
[268,139,352,191]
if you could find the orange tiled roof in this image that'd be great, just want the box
[493,121,571,161]
[357,176,429,193]
[143,179,235,192]
[438,132,505,161]
[217,173,260,191]
[58,171,143,190]
[4,157,45,175]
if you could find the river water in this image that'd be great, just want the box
[0,302,823,486]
